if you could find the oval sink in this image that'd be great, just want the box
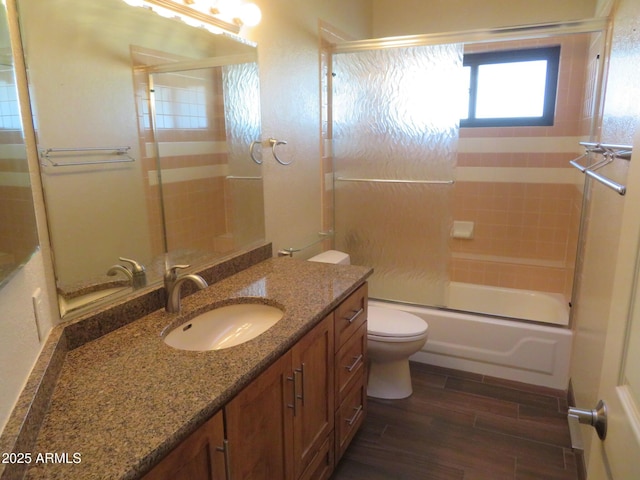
[164,303,283,351]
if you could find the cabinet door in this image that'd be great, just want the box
[225,351,294,480]
[143,410,226,480]
[299,436,334,480]
[291,314,335,478]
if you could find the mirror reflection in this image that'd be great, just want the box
[0,3,38,288]
[17,0,265,316]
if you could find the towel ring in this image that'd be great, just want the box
[249,140,262,165]
[269,138,292,165]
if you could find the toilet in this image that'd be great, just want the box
[308,250,429,399]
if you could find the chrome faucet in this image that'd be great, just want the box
[107,257,147,289]
[164,264,208,313]
[107,264,132,280]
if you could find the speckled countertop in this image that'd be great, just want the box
[23,257,371,479]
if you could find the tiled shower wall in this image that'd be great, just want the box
[451,33,594,299]
[132,48,233,258]
[0,148,37,270]
[323,32,596,301]
[0,63,36,277]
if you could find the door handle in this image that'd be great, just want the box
[215,439,232,480]
[567,399,607,449]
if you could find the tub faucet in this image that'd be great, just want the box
[164,264,208,313]
[107,257,147,289]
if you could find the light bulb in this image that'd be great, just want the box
[238,3,261,27]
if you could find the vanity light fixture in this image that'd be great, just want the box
[208,0,262,27]
[122,0,262,34]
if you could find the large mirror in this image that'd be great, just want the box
[0,2,38,289]
[17,0,265,316]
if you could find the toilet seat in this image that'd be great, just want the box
[367,306,428,342]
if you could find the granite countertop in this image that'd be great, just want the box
[23,257,372,479]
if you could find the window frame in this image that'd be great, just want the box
[460,45,561,128]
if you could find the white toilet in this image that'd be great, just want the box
[308,250,429,399]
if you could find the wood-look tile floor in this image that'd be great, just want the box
[332,362,581,480]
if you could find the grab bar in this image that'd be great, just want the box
[40,146,135,167]
[336,177,454,185]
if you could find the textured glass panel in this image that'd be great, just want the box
[333,43,463,305]
[223,61,265,248]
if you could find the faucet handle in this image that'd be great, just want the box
[119,257,146,274]
[165,264,190,281]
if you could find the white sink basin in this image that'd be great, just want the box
[163,303,284,351]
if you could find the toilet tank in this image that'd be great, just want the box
[307,250,351,265]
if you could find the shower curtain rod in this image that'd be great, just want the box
[332,17,607,53]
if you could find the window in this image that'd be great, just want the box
[0,67,22,130]
[461,46,560,128]
[153,84,208,129]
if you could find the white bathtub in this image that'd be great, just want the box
[447,282,570,326]
[369,288,573,390]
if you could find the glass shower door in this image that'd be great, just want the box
[148,60,264,261]
[332,43,463,306]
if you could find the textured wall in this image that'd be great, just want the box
[451,34,592,299]
[246,0,372,256]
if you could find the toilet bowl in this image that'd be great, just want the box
[307,250,429,399]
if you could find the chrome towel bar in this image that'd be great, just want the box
[569,142,633,196]
[40,146,134,167]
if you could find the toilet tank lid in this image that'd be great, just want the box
[308,250,351,265]
[368,305,428,337]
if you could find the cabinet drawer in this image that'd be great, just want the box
[335,377,366,462]
[335,323,367,408]
[334,283,367,349]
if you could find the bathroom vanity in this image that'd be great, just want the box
[145,282,368,480]
[8,255,371,480]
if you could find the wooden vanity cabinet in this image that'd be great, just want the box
[143,409,226,480]
[145,283,367,480]
[226,313,334,480]
[225,351,294,479]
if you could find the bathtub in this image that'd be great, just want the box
[447,281,570,326]
[369,284,573,390]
